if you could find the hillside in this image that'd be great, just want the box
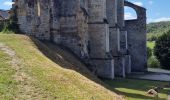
[0,34,122,100]
[147,21,170,34]
[147,21,170,41]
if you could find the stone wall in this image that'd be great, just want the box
[88,0,114,79]
[15,0,89,57]
[125,20,147,72]
[125,1,147,72]
[14,0,147,79]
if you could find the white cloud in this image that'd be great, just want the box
[148,17,170,23]
[148,1,153,5]
[3,1,14,6]
[124,12,137,20]
[133,2,143,6]
[154,17,170,22]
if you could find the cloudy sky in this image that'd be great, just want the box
[0,0,170,23]
[0,0,13,10]
[126,0,170,23]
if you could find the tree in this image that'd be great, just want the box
[147,47,152,59]
[154,31,170,70]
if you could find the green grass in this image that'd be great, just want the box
[0,51,17,99]
[147,41,161,68]
[103,78,170,100]
[147,41,155,50]
[0,34,121,100]
[1,33,169,100]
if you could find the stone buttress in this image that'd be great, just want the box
[88,0,114,79]
[13,0,147,79]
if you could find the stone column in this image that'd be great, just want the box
[117,0,125,27]
[106,0,117,27]
[88,0,107,23]
[88,0,114,79]
[108,0,127,77]
[88,0,108,58]
[125,55,131,74]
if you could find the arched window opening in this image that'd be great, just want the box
[124,6,137,20]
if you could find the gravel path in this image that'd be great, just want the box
[148,68,170,74]
[128,68,170,82]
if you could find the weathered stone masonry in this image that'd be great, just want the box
[12,0,147,79]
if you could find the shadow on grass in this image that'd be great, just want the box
[103,78,170,100]
[30,37,104,85]
[113,89,157,100]
[30,36,169,100]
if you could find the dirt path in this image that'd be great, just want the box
[0,43,53,100]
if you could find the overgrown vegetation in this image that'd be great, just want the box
[154,31,170,70]
[147,41,160,68]
[146,21,170,68]
[147,21,170,41]
[147,47,152,59]
[0,9,19,34]
[147,56,160,68]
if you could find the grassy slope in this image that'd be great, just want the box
[104,79,170,100]
[0,51,17,99]
[0,34,121,100]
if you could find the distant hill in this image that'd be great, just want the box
[147,21,170,34]
[147,21,170,41]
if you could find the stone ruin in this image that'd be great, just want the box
[12,0,147,79]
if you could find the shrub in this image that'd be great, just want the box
[147,34,159,41]
[0,9,19,34]
[148,56,160,68]
[147,47,152,59]
[154,31,170,70]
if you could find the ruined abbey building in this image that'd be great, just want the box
[13,0,147,79]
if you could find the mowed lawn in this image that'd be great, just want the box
[0,33,169,100]
[0,51,17,99]
[0,34,121,100]
[103,78,170,100]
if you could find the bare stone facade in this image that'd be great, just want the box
[13,0,147,79]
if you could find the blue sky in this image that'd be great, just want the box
[0,0,170,23]
[0,0,13,10]
[126,0,170,23]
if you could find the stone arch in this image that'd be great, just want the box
[124,6,137,20]
[125,1,147,72]
[124,1,146,21]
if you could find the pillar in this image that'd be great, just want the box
[88,0,114,79]
[117,0,125,27]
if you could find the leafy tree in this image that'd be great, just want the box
[0,9,19,33]
[154,31,170,69]
[147,47,152,59]
[147,21,170,41]
[148,56,160,68]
